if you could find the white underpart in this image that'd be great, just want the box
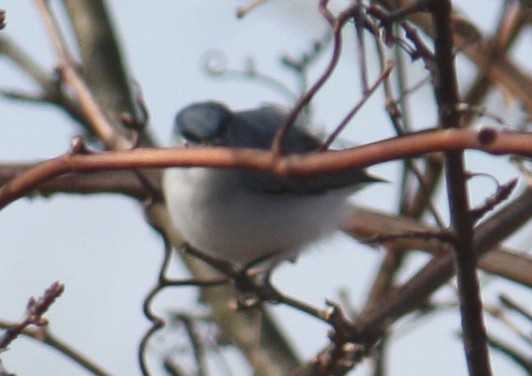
[163,166,352,266]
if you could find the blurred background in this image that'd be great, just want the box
[1,1,530,375]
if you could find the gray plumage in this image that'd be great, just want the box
[163,101,378,266]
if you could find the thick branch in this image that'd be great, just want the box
[344,205,532,288]
[0,128,530,210]
[431,1,492,374]
[1,164,529,287]
[62,0,142,128]
[294,187,532,375]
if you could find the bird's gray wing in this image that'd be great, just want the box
[233,106,380,194]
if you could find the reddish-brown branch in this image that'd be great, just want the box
[273,0,357,154]
[0,128,530,211]
[0,165,150,200]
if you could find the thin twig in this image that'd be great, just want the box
[0,282,64,350]
[0,36,90,128]
[138,209,231,375]
[236,0,269,18]
[272,0,357,154]
[485,334,532,374]
[469,178,518,223]
[170,314,209,376]
[0,320,111,376]
[320,61,394,150]
[499,294,532,322]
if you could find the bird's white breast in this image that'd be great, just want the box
[163,166,352,266]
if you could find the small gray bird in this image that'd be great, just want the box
[163,101,378,268]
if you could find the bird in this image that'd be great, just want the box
[162,101,379,270]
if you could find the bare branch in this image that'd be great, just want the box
[0,127,530,210]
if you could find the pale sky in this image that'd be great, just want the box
[1,1,530,375]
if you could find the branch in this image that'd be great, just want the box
[61,1,149,137]
[0,164,150,200]
[358,184,532,345]
[0,321,111,376]
[0,127,530,211]
[0,282,64,350]
[0,36,90,128]
[376,0,532,115]
[273,0,361,153]
[1,163,529,287]
[34,0,133,150]
[0,283,109,375]
[294,186,532,375]
[15,2,302,374]
[430,0,492,373]
[145,204,301,376]
[344,204,532,288]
